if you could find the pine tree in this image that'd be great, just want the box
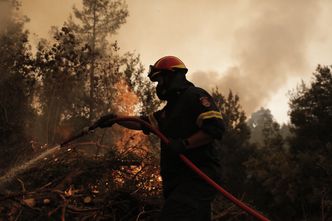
[247,108,284,149]
[212,89,252,195]
[288,65,332,220]
[68,0,128,120]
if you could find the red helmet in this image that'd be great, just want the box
[148,56,188,81]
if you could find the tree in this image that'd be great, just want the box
[34,26,91,144]
[0,1,161,220]
[68,0,128,120]
[0,0,34,169]
[247,108,284,149]
[245,109,300,219]
[288,65,332,220]
[213,89,252,192]
[212,90,252,197]
[290,65,332,153]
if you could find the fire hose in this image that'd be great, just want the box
[61,116,270,221]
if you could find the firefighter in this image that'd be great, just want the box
[95,56,225,221]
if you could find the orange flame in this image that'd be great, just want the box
[113,80,149,153]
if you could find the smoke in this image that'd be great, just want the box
[190,0,320,113]
[18,0,330,118]
[0,1,12,33]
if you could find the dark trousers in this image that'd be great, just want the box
[159,178,217,221]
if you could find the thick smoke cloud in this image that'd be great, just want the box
[190,0,320,113]
[20,0,331,119]
[0,1,12,33]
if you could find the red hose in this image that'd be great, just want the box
[111,117,270,221]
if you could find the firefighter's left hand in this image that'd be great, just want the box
[167,138,188,154]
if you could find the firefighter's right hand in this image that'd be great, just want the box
[90,113,117,129]
[167,138,188,154]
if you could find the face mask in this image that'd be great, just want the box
[155,72,187,100]
[156,79,168,100]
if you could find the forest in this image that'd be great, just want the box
[0,0,331,220]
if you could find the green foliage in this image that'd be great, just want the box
[0,3,34,170]
[69,0,128,52]
[32,0,157,144]
[212,89,252,195]
[67,0,129,119]
[244,134,296,219]
[34,26,91,144]
[248,108,284,148]
[290,65,332,152]
[245,109,299,219]
[124,52,161,114]
[288,65,332,220]
[244,65,332,220]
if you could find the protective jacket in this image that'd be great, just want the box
[142,83,225,190]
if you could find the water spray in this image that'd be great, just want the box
[0,145,61,188]
[0,129,91,188]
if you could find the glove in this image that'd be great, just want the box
[91,113,117,129]
[167,138,188,154]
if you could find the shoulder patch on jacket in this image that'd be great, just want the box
[200,96,211,107]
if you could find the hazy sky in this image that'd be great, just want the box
[20,0,332,123]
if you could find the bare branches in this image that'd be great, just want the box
[0,145,162,220]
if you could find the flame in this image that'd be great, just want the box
[113,80,150,154]
[113,80,139,115]
[64,186,73,197]
[107,80,162,192]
